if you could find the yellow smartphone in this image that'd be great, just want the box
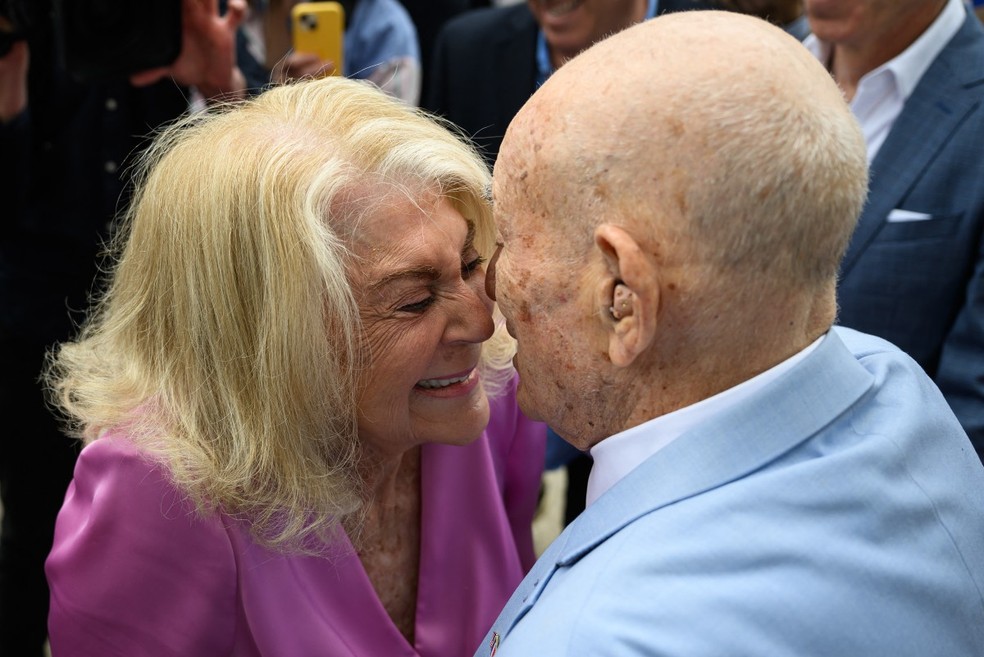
[291,1,345,76]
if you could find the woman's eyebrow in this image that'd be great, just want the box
[367,266,441,294]
[461,221,477,254]
[368,222,475,293]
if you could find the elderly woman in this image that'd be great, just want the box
[42,76,545,656]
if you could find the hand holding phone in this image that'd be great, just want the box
[290,1,344,77]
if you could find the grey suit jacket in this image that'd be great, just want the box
[836,10,984,459]
[475,328,984,657]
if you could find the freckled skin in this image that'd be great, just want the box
[491,119,621,447]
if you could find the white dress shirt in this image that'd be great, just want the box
[586,335,824,507]
[804,0,965,162]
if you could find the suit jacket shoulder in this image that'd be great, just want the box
[659,0,716,12]
[479,329,984,657]
[424,3,538,165]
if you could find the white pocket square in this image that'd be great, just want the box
[887,209,933,222]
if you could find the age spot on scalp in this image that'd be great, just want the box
[674,188,689,214]
[668,117,685,137]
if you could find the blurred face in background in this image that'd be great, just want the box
[527,0,648,65]
[804,0,942,47]
[712,0,804,24]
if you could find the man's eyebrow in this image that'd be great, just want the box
[483,183,493,204]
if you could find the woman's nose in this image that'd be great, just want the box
[446,274,495,344]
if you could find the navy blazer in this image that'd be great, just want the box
[424,1,711,166]
[835,10,984,459]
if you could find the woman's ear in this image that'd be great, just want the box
[594,224,658,368]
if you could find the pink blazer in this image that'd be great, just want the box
[46,381,546,656]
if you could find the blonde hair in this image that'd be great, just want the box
[44,76,510,552]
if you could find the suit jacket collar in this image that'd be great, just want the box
[841,11,984,274]
[490,328,874,638]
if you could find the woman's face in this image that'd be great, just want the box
[348,192,495,459]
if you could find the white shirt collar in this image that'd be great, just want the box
[889,0,965,100]
[585,334,825,507]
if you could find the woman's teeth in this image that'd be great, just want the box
[417,374,470,389]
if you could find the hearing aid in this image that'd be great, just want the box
[609,283,633,321]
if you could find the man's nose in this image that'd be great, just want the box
[485,244,502,301]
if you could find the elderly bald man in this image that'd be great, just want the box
[478,10,984,657]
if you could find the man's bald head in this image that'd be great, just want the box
[490,11,868,441]
[499,11,867,293]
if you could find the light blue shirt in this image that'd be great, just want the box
[345,0,422,104]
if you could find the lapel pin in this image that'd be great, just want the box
[489,631,500,656]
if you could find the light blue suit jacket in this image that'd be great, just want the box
[476,328,984,657]
[836,9,984,459]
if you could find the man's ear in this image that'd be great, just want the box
[594,224,658,368]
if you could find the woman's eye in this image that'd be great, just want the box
[398,296,435,313]
[461,255,486,278]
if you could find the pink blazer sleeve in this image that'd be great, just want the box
[45,437,239,657]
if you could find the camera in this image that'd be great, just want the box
[0,0,182,82]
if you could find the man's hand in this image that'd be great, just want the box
[130,0,247,100]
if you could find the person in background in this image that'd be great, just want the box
[425,0,713,166]
[0,1,266,654]
[44,74,545,657]
[477,11,984,655]
[395,0,490,99]
[803,0,984,461]
[712,0,809,38]
[263,0,422,105]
